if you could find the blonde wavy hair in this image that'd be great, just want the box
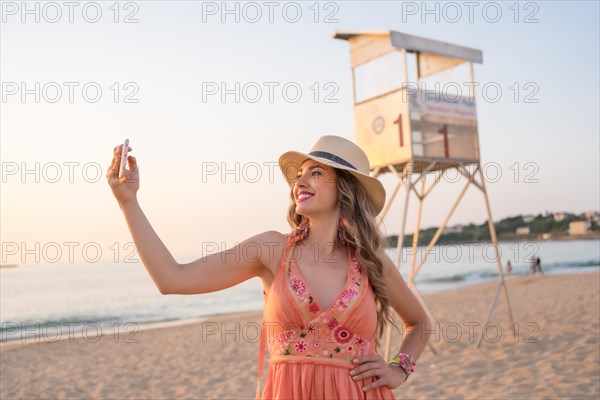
[286,168,400,349]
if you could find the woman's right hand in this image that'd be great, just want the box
[107,144,139,207]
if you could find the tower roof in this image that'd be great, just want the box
[334,30,483,63]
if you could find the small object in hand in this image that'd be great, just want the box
[119,138,130,179]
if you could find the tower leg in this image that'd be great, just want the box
[382,168,439,358]
[407,174,439,355]
[474,166,515,348]
[383,166,411,359]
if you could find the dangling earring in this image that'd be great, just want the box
[297,216,310,241]
[338,212,348,246]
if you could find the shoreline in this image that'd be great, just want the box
[2,268,597,349]
[0,311,264,350]
[2,267,598,349]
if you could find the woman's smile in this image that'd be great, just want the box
[296,191,314,203]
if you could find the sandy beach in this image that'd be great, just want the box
[1,271,598,400]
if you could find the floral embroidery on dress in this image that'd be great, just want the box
[290,276,307,298]
[332,325,353,344]
[326,317,339,330]
[295,340,308,353]
[358,340,370,355]
[308,301,320,314]
[351,252,362,274]
[354,336,371,355]
[275,330,294,346]
[338,288,358,307]
[270,245,373,360]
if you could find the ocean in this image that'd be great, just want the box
[1,238,598,344]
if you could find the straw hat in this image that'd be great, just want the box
[278,135,386,215]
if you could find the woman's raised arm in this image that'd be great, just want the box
[107,144,282,295]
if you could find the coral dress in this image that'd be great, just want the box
[256,236,396,399]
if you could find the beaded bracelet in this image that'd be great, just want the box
[388,352,416,382]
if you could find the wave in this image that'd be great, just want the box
[557,260,600,268]
[417,259,600,285]
[423,274,467,283]
[0,314,188,343]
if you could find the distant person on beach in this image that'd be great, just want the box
[506,260,512,276]
[107,135,432,399]
[535,256,543,275]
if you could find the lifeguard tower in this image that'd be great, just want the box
[334,30,514,353]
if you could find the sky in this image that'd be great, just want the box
[1,1,599,265]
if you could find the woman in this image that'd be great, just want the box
[107,135,432,399]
